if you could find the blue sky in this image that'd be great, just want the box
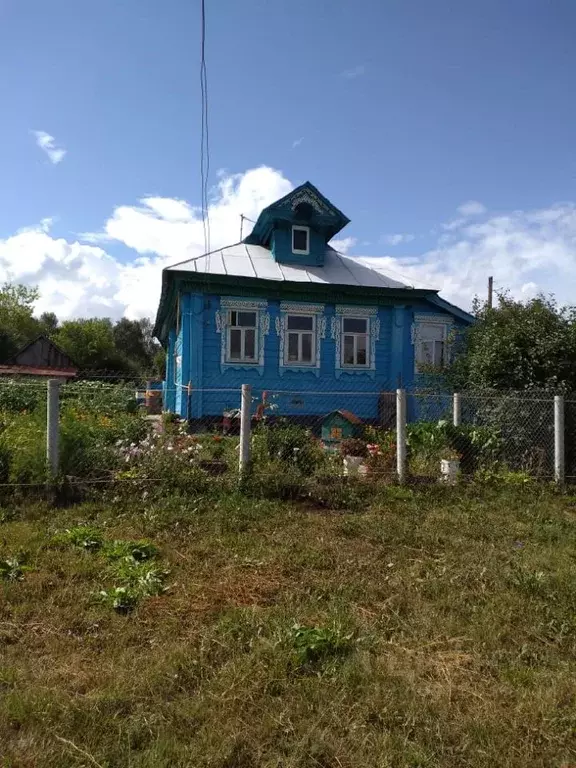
[1,0,576,318]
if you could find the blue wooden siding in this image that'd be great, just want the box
[271,225,325,266]
[167,293,465,421]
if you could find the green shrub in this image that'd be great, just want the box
[0,380,44,413]
[60,381,139,416]
[0,412,45,484]
[251,423,325,474]
[407,420,501,476]
[59,408,147,480]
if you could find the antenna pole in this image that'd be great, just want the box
[487,276,493,309]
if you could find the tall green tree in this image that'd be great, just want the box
[112,318,159,372]
[38,311,59,336]
[0,283,41,361]
[449,293,576,391]
[55,318,135,373]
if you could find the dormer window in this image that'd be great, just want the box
[292,225,310,255]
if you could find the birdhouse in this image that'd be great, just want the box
[321,410,363,449]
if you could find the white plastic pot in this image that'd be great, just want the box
[440,458,460,484]
[343,455,365,477]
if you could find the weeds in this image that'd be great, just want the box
[53,524,104,551]
[52,526,166,612]
[1,486,576,766]
[0,550,32,581]
[288,623,355,671]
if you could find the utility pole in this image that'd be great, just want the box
[487,276,493,309]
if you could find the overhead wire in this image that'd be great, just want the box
[199,0,211,258]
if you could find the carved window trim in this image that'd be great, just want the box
[215,298,269,375]
[331,305,380,379]
[275,302,326,377]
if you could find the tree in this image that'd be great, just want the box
[0,283,41,361]
[38,311,59,336]
[448,293,576,392]
[55,318,135,372]
[112,318,159,372]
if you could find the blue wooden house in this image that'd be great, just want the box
[154,182,473,421]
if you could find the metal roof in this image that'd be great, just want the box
[167,243,411,290]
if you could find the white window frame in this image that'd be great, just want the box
[226,309,258,364]
[284,313,316,366]
[215,298,270,374]
[332,306,379,378]
[292,225,310,255]
[341,315,370,368]
[412,314,452,373]
[276,302,326,376]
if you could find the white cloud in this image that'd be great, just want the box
[382,233,415,246]
[457,200,486,217]
[1,167,576,326]
[330,236,357,254]
[361,203,576,308]
[291,137,304,149]
[341,64,366,79]
[32,131,66,164]
[0,166,292,321]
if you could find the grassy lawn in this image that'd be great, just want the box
[1,485,576,767]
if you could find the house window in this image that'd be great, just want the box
[292,225,310,255]
[227,310,257,363]
[285,314,315,365]
[415,323,447,371]
[342,316,369,367]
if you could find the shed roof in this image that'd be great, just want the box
[325,409,364,425]
[167,243,409,290]
[8,335,77,371]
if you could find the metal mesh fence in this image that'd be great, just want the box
[0,377,570,495]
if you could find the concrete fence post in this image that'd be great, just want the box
[453,392,462,427]
[396,388,407,485]
[239,384,252,476]
[554,394,565,486]
[46,379,60,479]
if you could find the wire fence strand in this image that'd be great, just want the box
[0,379,573,497]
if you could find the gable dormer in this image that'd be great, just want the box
[243,182,350,267]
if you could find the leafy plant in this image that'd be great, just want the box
[98,585,140,613]
[288,623,355,670]
[102,539,159,562]
[0,551,32,581]
[252,424,325,473]
[208,435,226,461]
[54,525,103,551]
[98,562,169,613]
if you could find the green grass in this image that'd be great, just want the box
[1,485,576,766]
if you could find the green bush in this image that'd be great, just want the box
[0,412,45,484]
[251,423,325,474]
[407,420,501,476]
[0,405,148,486]
[59,407,147,480]
[60,381,139,416]
[0,380,44,413]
